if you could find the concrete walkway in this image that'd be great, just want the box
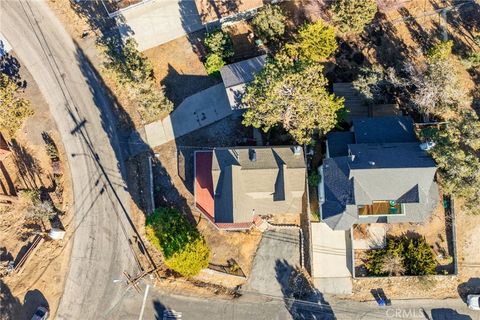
[144,83,232,148]
[117,0,204,51]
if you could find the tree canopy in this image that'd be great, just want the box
[146,207,210,277]
[295,20,337,63]
[0,73,34,137]
[101,37,173,123]
[331,0,377,34]
[427,111,480,214]
[242,62,344,144]
[251,4,286,43]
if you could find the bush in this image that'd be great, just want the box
[308,171,320,187]
[0,73,34,137]
[296,20,337,63]
[101,37,173,123]
[204,53,225,77]
[365,237,436,276]
[204,30,234,58]
[426,40,453,62]
[331,0,377,34]
[251,4,286,43]
[145,207,210,277]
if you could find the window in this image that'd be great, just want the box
[358,200,402,216]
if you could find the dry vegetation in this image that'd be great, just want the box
[0,59,72,319]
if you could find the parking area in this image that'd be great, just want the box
[311,222,353,295]
[242,229,301,297]
[117,0,204,51]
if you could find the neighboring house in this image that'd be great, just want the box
[195,146,306,229]
[319,116,439,230]
[195,0,264,26]
[220,54,267,109]
[101,0,151,17]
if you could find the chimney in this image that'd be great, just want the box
[249,148,256,162]
[293,145,302,156]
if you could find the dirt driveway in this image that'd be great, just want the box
[242,229,301,297]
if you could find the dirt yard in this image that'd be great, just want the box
[143,32,220,107]
[0,54,72,319]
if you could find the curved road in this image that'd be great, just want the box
[1,0,139,318]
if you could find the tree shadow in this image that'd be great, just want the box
[457,278,480,303]
[9,139,44,190]
[0,161,17,196]
[398,7,438,54]
[0,50,22,84]
[0,280,49,320]
[364,12,414,70]
[160,63,220,107]
[275,259,335,320]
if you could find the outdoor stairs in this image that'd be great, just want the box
[333,82,370,121]
[333,83,401,121]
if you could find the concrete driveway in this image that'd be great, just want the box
[243,229,301,297]
[311,222,352,295]
[117,0,204,51]
[144,83,232,147]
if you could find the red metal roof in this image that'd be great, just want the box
[195,151,215,220]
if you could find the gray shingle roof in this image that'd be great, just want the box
[220,55,267,88]
[326,132,355,157]
[212,146,306,223]
[348,143,437,170]
[321,116,439,230]
[353,116,416,144]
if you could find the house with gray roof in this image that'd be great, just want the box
[220,55,267,110]
[195,146,306,229]
[320,116,439,230]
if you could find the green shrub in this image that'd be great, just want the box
[251,4,286,43]
[204,30,234,58]
[331,0,377,34]
[365,236,436,276]
[427,40,453,62]
[308,171,320,187]
[296,20,337,63]
[146,207,210,277]
[463,52,480,69]
[204,53,225,77]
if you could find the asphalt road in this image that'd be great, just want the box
[110,282,480,320]
[0,0,139,318]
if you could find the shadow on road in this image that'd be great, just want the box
[275,259,335,320]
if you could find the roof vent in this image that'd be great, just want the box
[349,154,356,162]
[293,145,302,156]
[368,161,375,166]
[420,141,435,151]
[249,149,256,162]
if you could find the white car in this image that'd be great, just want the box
[467,294,480,311]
